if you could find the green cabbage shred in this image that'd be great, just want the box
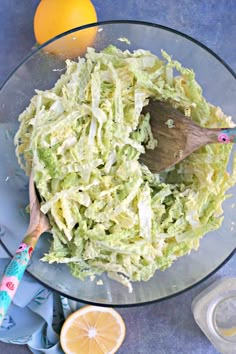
[14,46,236,290]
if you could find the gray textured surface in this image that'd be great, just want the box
[0,1,235,353]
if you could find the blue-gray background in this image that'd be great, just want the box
[0,1,235,353]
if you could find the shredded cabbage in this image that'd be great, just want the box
[15,46,236,290]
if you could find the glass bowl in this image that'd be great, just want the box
[0,21,235,307]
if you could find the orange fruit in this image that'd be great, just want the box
[60,305,126,354]
[34,0,97,58]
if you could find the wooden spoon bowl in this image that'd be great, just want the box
[140,100,236,173]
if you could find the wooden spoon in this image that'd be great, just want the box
[141,100,236,173]
[0,172,50,324]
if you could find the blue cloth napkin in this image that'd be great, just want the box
[0,245,83,354]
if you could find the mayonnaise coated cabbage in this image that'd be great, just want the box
[15,46,236,289]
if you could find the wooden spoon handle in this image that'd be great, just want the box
[0,229,41,325]
[207,127,236,143]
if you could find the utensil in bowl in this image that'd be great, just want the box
[141,99,236,173]
[0,172,50,324]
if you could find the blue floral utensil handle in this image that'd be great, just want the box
[217,128,236,143]
[0,233,38,324]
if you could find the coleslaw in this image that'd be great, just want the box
[14,46,236,290]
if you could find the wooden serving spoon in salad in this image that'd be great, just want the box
[0,172,50,325]
[141,100,236,173]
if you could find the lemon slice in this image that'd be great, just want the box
[60,305,126,354]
